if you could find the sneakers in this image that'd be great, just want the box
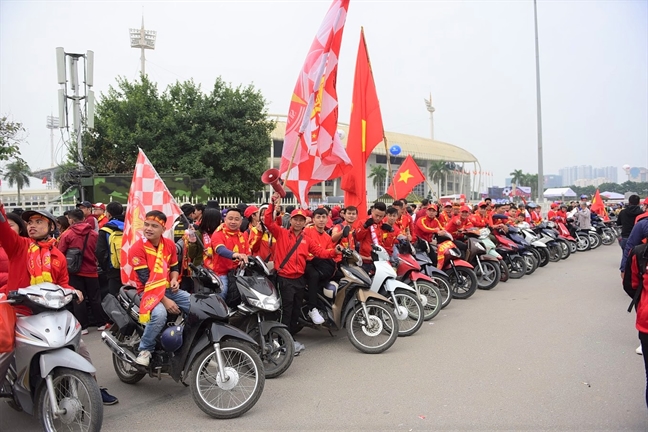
[81,329,89,335]
[308,308,325,325]
[294,341,305,356]
[637,345,643,355]
[135,350,151,366]
[97,323,112,332]
[100,388,119,405]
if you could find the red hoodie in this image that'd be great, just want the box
[0,246,8,295]
[57,222,99,277]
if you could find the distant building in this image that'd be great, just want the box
[544,174,562,188]
[624,167,648,183]
[558,165,618,185]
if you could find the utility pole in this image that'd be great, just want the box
[533,0,545,203]
[46,115,59,167]
[424,93,435,140]
[130,17,157,76]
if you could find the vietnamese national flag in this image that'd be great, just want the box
[280,0,352,207]
[590,188,608,220]
[341,28,385,218]
[386,155,425,200]
[120,149,182,286]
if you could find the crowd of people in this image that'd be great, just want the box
[3,192,648,410]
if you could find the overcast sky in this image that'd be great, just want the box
[1,0,646,190]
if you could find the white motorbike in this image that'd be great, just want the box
[369,244,424,337]
[0,283,103,432]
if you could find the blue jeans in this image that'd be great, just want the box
[218,275,229,301]
[138,289,191,352]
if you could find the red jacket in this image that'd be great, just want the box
[445,216,473,239]
[355,219,388,263]
[57,222,99,278]
[264,204,337,279]
[414,216,442,242]
[627,253,648,333]
[0,245,8,295]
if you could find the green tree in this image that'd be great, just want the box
[81,75,275,201]
[509,169,524,186]
[0,117,25,172]
[369,165,387,197]
[428,160,449,199]
[4,158,31,206]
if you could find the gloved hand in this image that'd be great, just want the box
[342,225,351,238]
[381,223,393,233]
[363,219,374,229]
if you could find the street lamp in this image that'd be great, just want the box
[130,17,156,76]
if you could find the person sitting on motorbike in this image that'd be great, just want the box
[186,208,222,272]
[391,200,413,240]
[444,205,476,254]
[468,202,489,229]
[438,202,453,226]
[211,208,250,301]
[414,203,446,243]
[356,202,392,268]
[129,210,191,367]
[303,208,338,325]
[547,203,559,221]
[0,202,119,405]
[330,205,357,257]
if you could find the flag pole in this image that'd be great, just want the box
[283,132,303,202]
[361,27,393,198]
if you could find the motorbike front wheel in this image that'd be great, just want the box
[507,256,526,279]
[475,260,501,290]
[412,281,442,320]
[448,266,478,299]
[249,326,294,379]
[588,232,601,249]
[430,275,452,309]
[558,239,571,260]
[568,240,577,253]
[601,228,616,246]
[537,247,550,267]
[523,254,538,275]
[37,367,103,432]
[386,290,424,337]
[190,341,265,419]
[576,235,590,251]
[547,244,562,262]
[346,299,399,354]
[499,260,509,282]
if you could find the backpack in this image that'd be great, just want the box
[623,243,648,312]
[101,226,123,269]
[66,233,89,275]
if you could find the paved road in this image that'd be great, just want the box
[2,244,647,431]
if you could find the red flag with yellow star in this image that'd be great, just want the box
[590,188,609,221]
[341,28,385,218]
[386,155,425,200]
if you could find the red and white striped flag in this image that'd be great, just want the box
[120,149,182,285]
[280,0,352,206]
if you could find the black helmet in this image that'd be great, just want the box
[21,210,58,230]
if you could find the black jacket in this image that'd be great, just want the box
[617,205,644,237]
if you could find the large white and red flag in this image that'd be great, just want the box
[120,149,182,285]
[279,0,352,206]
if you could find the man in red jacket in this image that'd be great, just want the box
[265,193,340,353]
[355,202,391,266]
[58,209,110,334]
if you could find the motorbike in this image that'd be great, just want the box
[506,226,539,275]
[413,241,453,309]
[368,244,425,336]
[394,240,443,321]
[491,229,527,279]
[533,222,568,262]
[100,272,265,419]
[548,219,577,256]
[296,248,399,354]
[476,228,509,282]
[200,260,294,379]
[0,283,103,432]
[463,230,501,290]
[592,215,615,246]
[517,222,551,267]
[433,232,478,299]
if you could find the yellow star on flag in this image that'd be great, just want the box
[398,169,414,183]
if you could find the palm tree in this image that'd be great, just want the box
[4,158,31,206]
[428,160,449,199]
[369,165,387,197]
[510,169,524,187]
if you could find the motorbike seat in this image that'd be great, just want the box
[120,286,141,307]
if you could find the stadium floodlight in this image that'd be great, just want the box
[130,17,157,75]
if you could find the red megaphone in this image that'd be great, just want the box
[261,168,286,198]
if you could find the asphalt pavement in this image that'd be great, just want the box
[2,243,647,431]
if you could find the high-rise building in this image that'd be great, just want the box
[558,165,618,185]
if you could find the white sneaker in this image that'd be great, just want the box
[81,329,89,335]
[135,350,151,366]
[294,341,305,356]
[308,308,325,325]
[637,345,643,355]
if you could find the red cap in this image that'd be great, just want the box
[643,197,648,205]
[290,209,308,219]
[460,205,472,213]
[550,203,558,209]
[477,201,488,208]
[93,203,105,210]
[244,206,259,219]
[427,203,438,211]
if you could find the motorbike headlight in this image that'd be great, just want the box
[475,242,485,252]
[247,292,280,311]
[27,290,72,309]
[448,248,460,258]
[341,267,365,285]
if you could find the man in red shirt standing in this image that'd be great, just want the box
[77,201,98,231]
[128,210,189,367]
[265,194,340,353]
[93,203,109,229]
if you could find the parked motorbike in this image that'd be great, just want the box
[205,260,294,379]
[433,232,478,299]
[463,230,501,290]
[368,244,424,336]
[413,242,453,309]
[394,240,442,321]
[506,226,539,275]
[1,283,103,432]
[476,228,509,282]
[296,248,399,354]
[101,273,265,419]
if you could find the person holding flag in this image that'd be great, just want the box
[128,210,189,367]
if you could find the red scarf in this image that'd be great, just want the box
[27,238,57,285]
[139,241,169,324]
[202,232,213,268]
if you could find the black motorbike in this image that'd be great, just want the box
[101,270,265,419]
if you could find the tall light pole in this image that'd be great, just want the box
[533,0,545,203]
[424,93,435,140]
[130,17,156,76]
[46,115,59,167]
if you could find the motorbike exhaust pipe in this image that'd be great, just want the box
[101,331,138,366]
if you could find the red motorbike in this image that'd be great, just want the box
[394,241,442,321]
[433,232,478,300]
